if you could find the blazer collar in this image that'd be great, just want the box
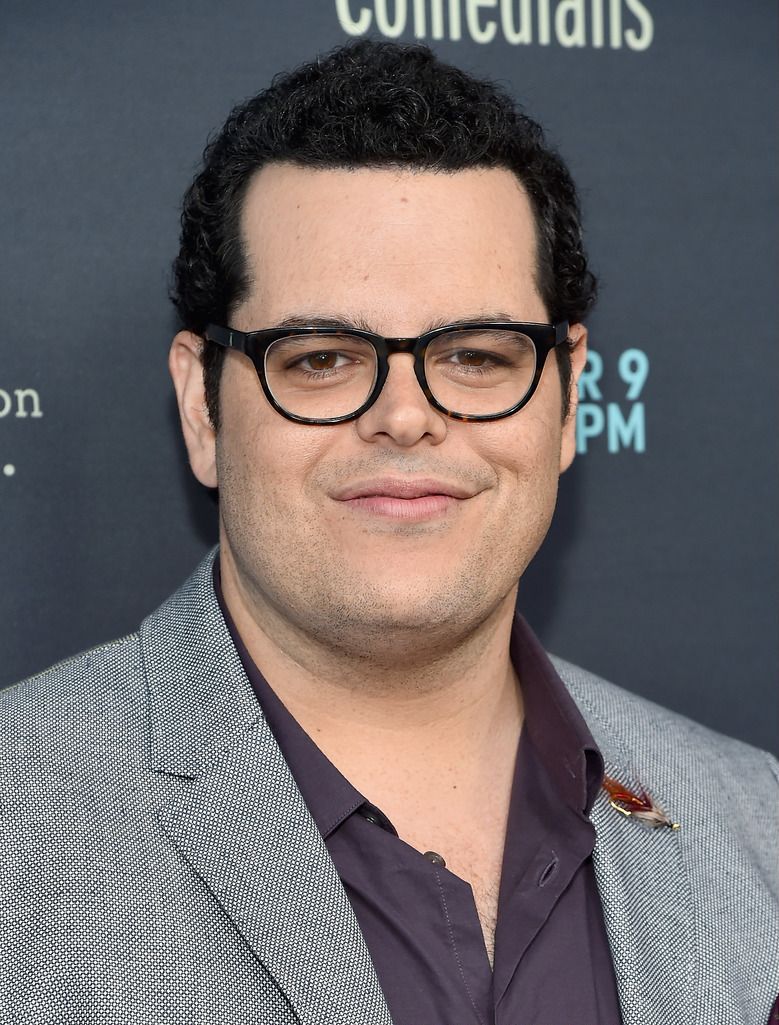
[140,548,393,1025]
[141,547,260,779]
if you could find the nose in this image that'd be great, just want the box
[354,353,447,447]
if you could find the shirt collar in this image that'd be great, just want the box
[509,615,603,815]
[214,557,603,833]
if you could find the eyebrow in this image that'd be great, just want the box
[271,311,520,333]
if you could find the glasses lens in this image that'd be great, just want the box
[424,328,538,416]
[264,334,378,420]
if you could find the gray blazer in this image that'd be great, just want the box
[1,551,777,1024]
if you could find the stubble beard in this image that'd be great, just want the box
[218,468,556,681]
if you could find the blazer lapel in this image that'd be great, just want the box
[555,659,697,1024]
[141,551,393,1025]
[541,681,695,1025]
[156,726,393,1025]
[589,759,695,1025]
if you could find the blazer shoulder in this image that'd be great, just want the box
[0,632,158,894]
[2,628,143,697]
[551,653,779,835]
[0,632,146,772]
[552,653,778,770]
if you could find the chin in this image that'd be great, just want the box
[326,575,509,644]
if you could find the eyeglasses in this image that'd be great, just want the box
[204,320,569,425]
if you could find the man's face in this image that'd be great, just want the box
[175,164,585,660]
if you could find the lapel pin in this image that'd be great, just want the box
[602,775,680,830]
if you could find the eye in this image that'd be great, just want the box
[449,350,497,368]
[438,348,510,373]
[297,351,352,372]
[427,330,535,375]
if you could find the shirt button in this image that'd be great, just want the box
[362,811,380,825]
[423,851,446,867]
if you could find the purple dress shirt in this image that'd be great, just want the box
[214,562,623,1024]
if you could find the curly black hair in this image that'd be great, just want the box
[170,40,597,428]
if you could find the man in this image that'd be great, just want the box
[1,40,776,1025]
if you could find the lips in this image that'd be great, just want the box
[333,477,475,501]
[331,477,477,522]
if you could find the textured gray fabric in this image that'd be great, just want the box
[554,656,779,1025]
[1,549,777,1023]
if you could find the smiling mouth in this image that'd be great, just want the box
[333,477,475,521]
[343,493,461,520]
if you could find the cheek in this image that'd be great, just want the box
[216,358,315,502]
[217,423,318,515]
[474,416,563,550]
[476,408,563,486]
[216,401,339,541]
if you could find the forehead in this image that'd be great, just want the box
[236,163,546,330]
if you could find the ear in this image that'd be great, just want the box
[559,322,588,473]
[168,331,218,489]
